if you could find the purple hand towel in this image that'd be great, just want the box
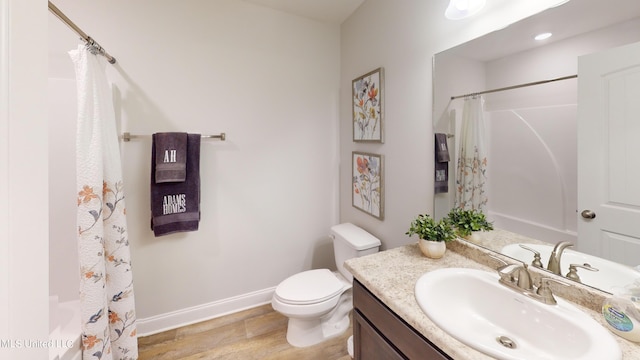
[151,133,201,236]
[154,132,188,183]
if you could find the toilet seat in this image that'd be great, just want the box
[274,269,346,305]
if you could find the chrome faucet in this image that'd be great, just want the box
[547,241,574,275]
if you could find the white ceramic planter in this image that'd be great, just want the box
[418,239,447,259]
[463,231,483,243]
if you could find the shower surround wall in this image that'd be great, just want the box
[48,78,79,305]
[49,0,340,335]
[486,19,640,244]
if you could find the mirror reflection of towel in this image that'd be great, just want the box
[435,133,450,194]
[435,133,450,162]
[151,133,201,236]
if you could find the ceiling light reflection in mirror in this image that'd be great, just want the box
[445,0,486,20]
[535,32,553,41]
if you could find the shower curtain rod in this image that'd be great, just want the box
[48,1,117,64]
[450,74,577,100]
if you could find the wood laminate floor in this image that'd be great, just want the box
[137,304,353,360]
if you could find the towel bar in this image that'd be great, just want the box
[121,132,226,142]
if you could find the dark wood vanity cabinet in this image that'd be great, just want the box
[353,279,453,360]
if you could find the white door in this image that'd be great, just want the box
[577,41,640,267]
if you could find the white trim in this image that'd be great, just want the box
[3,2,49,358]
[488,211,577,244]
[0,0,10,340]
[136,287,276,337]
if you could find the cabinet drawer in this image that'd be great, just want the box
[353,280,452,360]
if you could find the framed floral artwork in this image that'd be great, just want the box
[352,67,384,142]
[352,151,384,220]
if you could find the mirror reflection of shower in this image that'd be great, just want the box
[433,0,640,273]
[435,72,577,246]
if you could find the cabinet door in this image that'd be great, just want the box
[354,310,406,360]
[353,280,452,360]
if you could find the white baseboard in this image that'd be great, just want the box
[136,287,276,337]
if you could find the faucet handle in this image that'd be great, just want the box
[536,277,570,305]
[489,255,518,281]
[488,255,534,290]
[518,244,544,268]
[565,263,599,283]
[488,254,509,268]
[489,254,513,282]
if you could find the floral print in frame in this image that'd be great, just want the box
[352,151,384,220]
[352,68,384,142]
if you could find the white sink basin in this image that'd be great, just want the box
[415,268,621,360]
[501,243,640,294]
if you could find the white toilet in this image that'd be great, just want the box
[271,223,381,348]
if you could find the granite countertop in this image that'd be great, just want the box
[462,227,549,253]
[344,242,640,360]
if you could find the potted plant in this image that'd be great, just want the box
[406,214,456,259]
[446,208,494,242]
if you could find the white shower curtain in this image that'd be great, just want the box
[455,96,488,211]
[70,45,138,360]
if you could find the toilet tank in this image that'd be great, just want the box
[330,223,381,282]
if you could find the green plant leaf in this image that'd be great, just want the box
[406,214,456,242]
[445,208,494,237]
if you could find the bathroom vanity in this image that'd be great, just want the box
[353,279,450,359]
[345,241,640,360]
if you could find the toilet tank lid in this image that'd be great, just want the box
[330,223,381,250]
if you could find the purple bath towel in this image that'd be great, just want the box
[151,133,201,236]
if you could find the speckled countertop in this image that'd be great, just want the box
[462,227,549,253]
[344,241,640,360]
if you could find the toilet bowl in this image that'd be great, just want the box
[272,223,381,348]
[272,269,353,347]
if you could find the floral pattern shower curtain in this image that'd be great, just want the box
[71,45,138,360]
[455,96,488,211]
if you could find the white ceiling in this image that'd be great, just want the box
[241,0,640,58]
[444,0,640,61]
[241,0,365,24]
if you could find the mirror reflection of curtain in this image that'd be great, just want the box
[455,96,488,210]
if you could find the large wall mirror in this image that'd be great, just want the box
[433,0,640,294]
